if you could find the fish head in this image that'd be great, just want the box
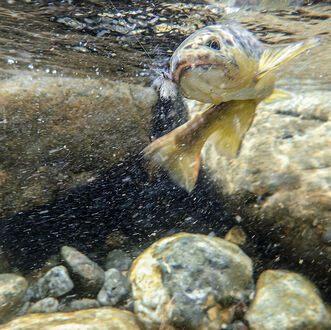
[169,24,260,104]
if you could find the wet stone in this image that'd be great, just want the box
[97,268,129,307]
[27,297,59,314]
[27,265,74,300]
[61,246,105,295]
[245,270,329,330]
[65,298,100,312]
[0,308,142,329]
[0,274,28,322]
[129,232,254,329]
[104,249,133,271]
[224,226,247,246]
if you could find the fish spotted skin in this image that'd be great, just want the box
[145,23,320,192]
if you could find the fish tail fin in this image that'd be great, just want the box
[255,36,320,81]
[143,125,202,193]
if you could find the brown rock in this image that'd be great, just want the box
[0,308,142,329]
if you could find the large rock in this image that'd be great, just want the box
[187,0,331,289]
[0,308,142,329]
[245,270,330,329]
[0,274,28,323]
[0,72,157,219]
[129,232,253,329]
[194,86,331,281]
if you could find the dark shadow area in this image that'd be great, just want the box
[0,157,235,273]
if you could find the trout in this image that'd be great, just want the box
[144,23,320,192]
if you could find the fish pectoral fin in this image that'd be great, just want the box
[143,126,201,193]
[210,100,257,158]
[255,37,320,81]
[263,89,292,104]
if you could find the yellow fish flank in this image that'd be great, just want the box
[144,23,320,192]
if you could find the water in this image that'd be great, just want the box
[0,0,330,324]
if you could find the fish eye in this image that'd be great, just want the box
[207,39,220,50]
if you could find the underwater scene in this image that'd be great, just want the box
[0,0,330,328]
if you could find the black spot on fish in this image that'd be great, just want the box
[184,45,193,49]
[225,39,234,47]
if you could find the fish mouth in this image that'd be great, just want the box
[172,60,222,84]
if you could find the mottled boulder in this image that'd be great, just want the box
[189,87,331,282]
[0,274,28,323]
[61,246,105,294]
[245,270,329,329]
[0,308,142,329]
[129,232,253,329]
[97,268,129,306]
[27,265,74,300]
[27,297,59,314]
[0,72,157,219]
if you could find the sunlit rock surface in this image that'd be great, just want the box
[129,232,253,329]
[0,274,28,323]
[0,308,142,330]
[245,270,330,329]
[0,73,157,218]
[191,86,331,277]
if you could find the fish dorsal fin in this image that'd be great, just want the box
[209,100,258,158]
[255,37,320,81]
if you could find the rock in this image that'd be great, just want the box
[245,270,329,329]
[0,308,142,329]
[0,274,28,323]
[65,298,100,312]
[27,265,74,300]
[0,72,157,219]
[188,87,331,286]
[129,232,253,329]
[61,246,105,294]
[224,226,247,246]
[97,268,129,306]
[104,249,133,271]
[27,297,59,314]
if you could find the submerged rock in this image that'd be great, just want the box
[64,298,100,312]
[61,246,105,295]
[0,274,28,323]
[97,268,129,306]
[129,232,253,329]
[104,249,133,271]
[245,270,329,329]
[27,297,59,314]
[193,87,331,288]
[0,73,157,219]
[0,308,142,329]
[27,265,74,301]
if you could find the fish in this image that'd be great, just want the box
[144,23,320,192]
